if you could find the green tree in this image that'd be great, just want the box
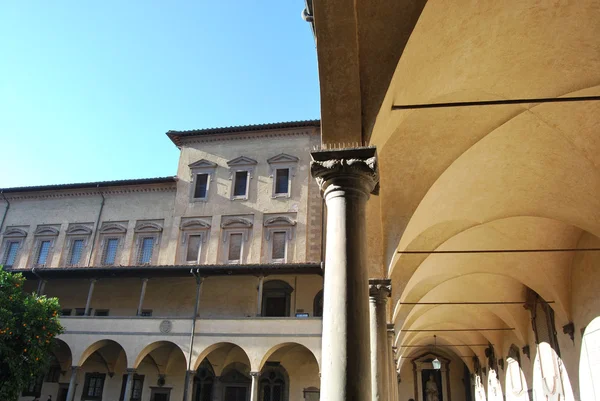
[0,267,63,401]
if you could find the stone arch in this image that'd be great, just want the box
[51,338,73,372]
[133,340,187,371]
[505,344,529,401]
[532,342,575,401]
[258,342,321,372]
[77,339,128,376]
[579,316,600,400]
[193,342,251,373]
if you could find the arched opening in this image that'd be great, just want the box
[579,316,600,400]
[505,345,529,401]
[313,290,323,318]
[193,342,252,401]
[133,340,187,401]
[262,280,294,317]
[77,340,128,401]
[259,343,320,401]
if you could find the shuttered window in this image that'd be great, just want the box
[272,231,286,261]
[68,239,85,266]
[36,240,51,266]
[3,241,19,266]
[233,171,248,197]
[102,238,119,265]
[274,169,289,195]
[194,174,209,199]
[138,237,155,264]
[228,233,243,262]
[186,234,202,263]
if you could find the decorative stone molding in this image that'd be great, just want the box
[99,223,127,234]
[135,222,163,233]
[2,186,176,201]
[66,224,93,235]
[369,279,391,302]
[387,323,395,334]
[34,226,60,236]
[188,159,218,169]
[181,129,313,146]
[3,227,27,237]
[249,371,260,378]
[522,345,531,360]
[310,147,379,195]
[267,153,299,177]
[181,219,211,229]
[221,217,253,228]
[264,216,296,227]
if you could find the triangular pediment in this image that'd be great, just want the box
[267,153,299,164]
[189,159,218,169]
[227,156,257,167]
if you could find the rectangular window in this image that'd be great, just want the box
[272,231,287,261]
[94,309,109,316]
[120,374,145,401]
[60,309,72,316]
[84,373,106,400]
[102,238,119,265]
[194,173,209,199]
[68,239,85,266]
[36,240,51,266]
[228,233,243,262]
[3,241,19,266]
[233,171,248,198]
[140,309,153,317]
[138,237,155,264]
[274,168,290,195]
[75,308,86,316]
[186,234,202,263]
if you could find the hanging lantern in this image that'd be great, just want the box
[432,357,442,370]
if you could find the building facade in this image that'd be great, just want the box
[1,120,324,401]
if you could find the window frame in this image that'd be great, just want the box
[97,223,128,266]
[133,222,163,266]
[180,219,211,264]
[267,153,299,198]
[263,216,296,263]
[188,159,217,202]
[1,232,25,267]
[63,224,93,267]
[227,156,257,201]
[221,217,253,264]
[30,226,60,268]
[270,231,288,263]
[119,373,145,401]
[82,373,106,401]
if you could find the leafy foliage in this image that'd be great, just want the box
[0,267,63,401]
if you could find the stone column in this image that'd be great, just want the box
[84,278,96,316]
[123,368,136,401]
[311,147,379,401]
[369,279,391,401]
[387,325,398,401]
[136,278,149,316]
[256,276,264,316]
[250,371,260,401]
[65,366,79,401]
[184,370,195,401]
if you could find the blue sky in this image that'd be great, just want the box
[0,1,320,188]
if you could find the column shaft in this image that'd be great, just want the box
[387,326,398,401]
[66,366,79,401]
[369,280,391,401]
[84,279,96,316]
[250,372,260,401]
[256,276,264,316]
[136,278,149,316]
[183,370,195,401]
[123,369,136,401]
[311,147,379,401]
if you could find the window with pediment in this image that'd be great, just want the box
[1,227,27,267]
[189,159,217,202]
[31,225,60,267]
[133,221,163,265]
[62,224,93,267]
[263,215,296,263]
[267,153,299,198]
[227,156,257,200]
[97,222,127,266]
[180,218,211,264]
[221,216,253,264]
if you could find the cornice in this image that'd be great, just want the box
[3,186,177,201]
[180,129,314,146]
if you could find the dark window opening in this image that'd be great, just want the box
[194,174,209,199]
[186,234,202,263]
[313,290,323,318]
[119,374,145,401]
[228,233,243,262]
[274,169,289,195]
[233,171,248,197]
[94,309,109,317]
[3,240,20,266]
[83,373,106,400]
[60,308,73,316]
[271,232,286,261]
[261,280,293,317]
[140,309,153,317]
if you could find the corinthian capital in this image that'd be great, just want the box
[310,147,379,194]
[369,278,391,301]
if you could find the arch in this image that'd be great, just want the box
[133,340,187,371]
[264,216,297,227]
[258,342,320,372]
[532,342,575,401]
[51,338,73,372]
[181,219,212,230]
[66,224,93,235]
[34,226,59,236]
[193,342,251,372]
[221,217,253,228]
[99,223,127,234]
[77,339,128,366]
[3,227,27,237]
[313,290,323,318]
[579,316,600,400]
[134,222,163,232]
[505,345,529,401]
[259,364,290,401]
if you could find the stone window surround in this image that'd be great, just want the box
[267,153,299,198]
[62,224,93,267]
[0,227,27,267]
[221,216,253,264]
[227,156,257,200]
[263,215,296,263]
[180,218,212,264]
[30,225,60,268]
[188,159,218,202]
[97,222,128,266]
[133,221,163,265]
